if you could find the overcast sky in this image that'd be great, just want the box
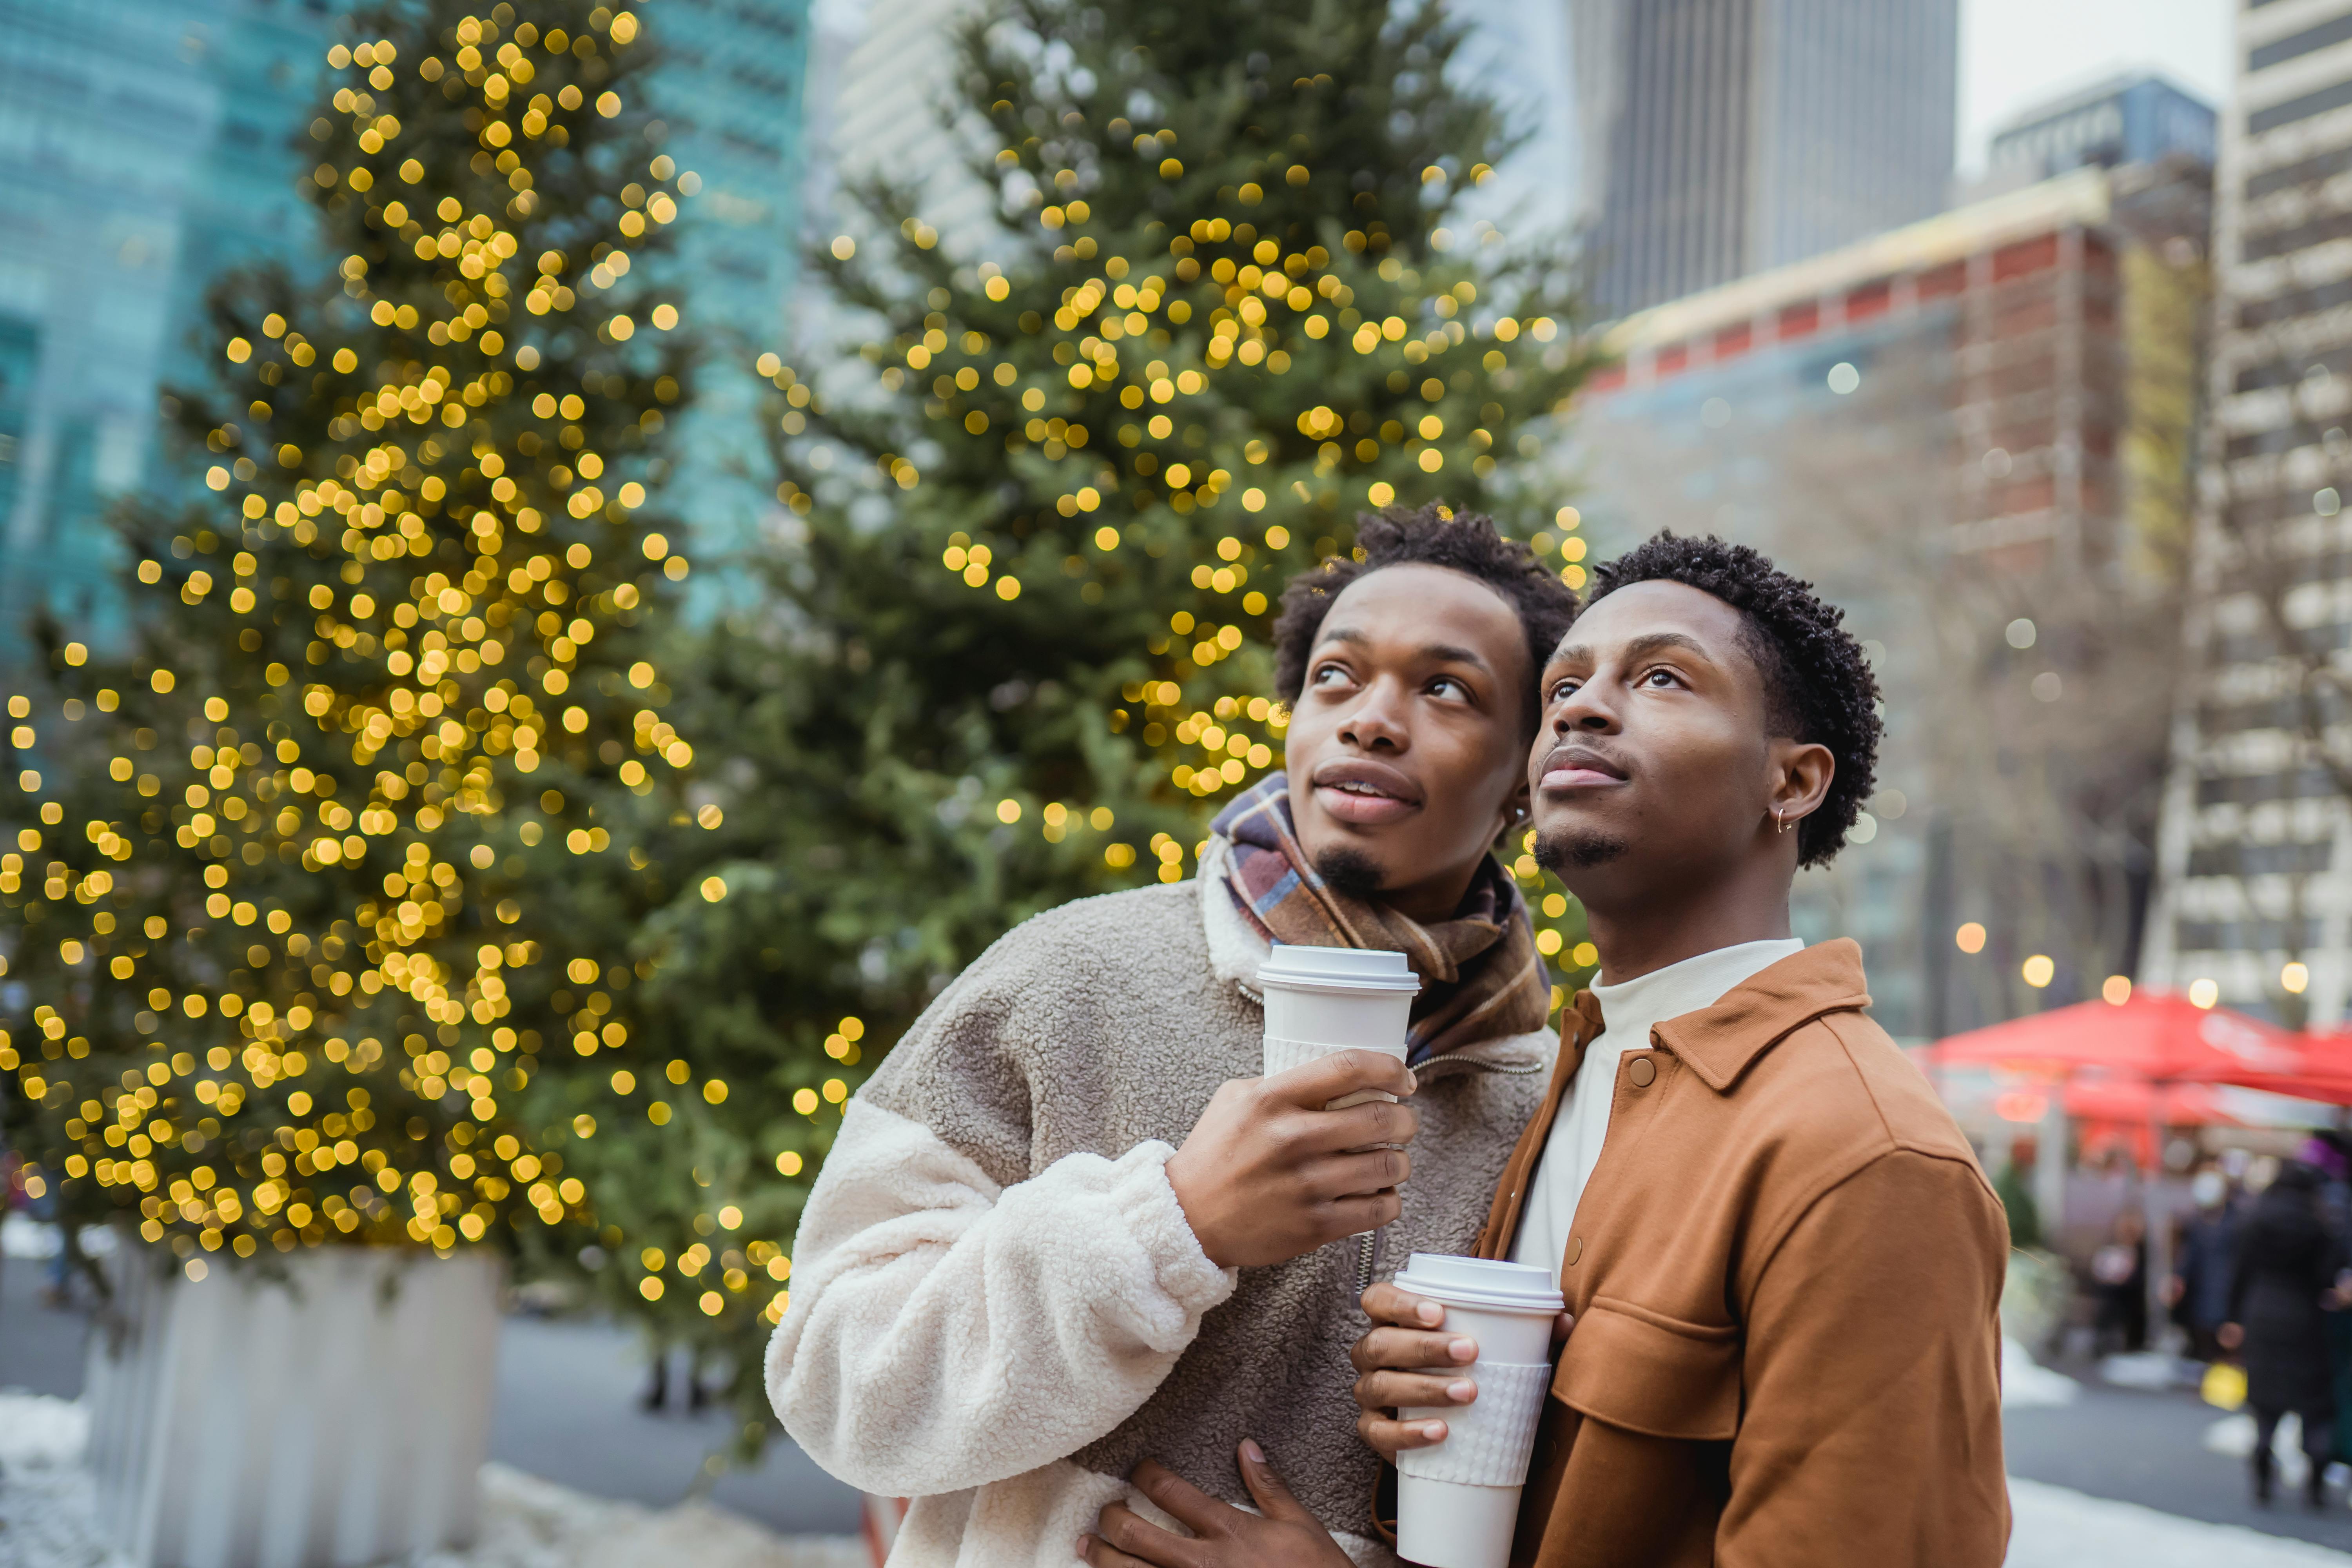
[1958,0,2234,172]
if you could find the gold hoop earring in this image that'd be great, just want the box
[1774,809,1789,835]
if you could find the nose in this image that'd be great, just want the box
[1338,677,1410,752]
[1553,681,1618,735]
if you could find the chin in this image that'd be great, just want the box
[1312,845,1387,902]
[1534,826,1628,873]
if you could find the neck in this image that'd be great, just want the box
[1579,853,1795,984]
[1376,859,1483,926]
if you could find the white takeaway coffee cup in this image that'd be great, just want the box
[1257,943,1421,1109]
[1389,1253,1565,1568]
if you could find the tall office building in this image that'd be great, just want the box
[817,0,1584,274]
[639,0,814,579]
[1567,144,2212,1037]
[1575,0,1959,316]
[1986,71,2220,185]
[0,0,327,651]
[2144,1,2352,1024]
[0,0,811,655]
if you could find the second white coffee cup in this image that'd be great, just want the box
[1257,943,1420,1108]
[1389,1253,1564,1568]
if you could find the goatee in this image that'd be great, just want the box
[1313,845,1386,902]
[1534,828,1627,872]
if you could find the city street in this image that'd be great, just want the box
[7,1241,2352,1565]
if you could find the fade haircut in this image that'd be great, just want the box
[1581,533,1882,869]
[1272,503,1580,734]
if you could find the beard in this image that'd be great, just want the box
[1534,827,1628,873]
[1312,844,1387,902]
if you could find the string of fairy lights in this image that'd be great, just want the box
[3,7,802,1327]
[765,85,1598,995]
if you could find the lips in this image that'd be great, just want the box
[1312,758,1423,826]
[1537,744,1628,792]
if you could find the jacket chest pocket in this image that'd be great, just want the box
[1550,1296,1740,1442]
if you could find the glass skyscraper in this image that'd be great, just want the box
[0,0,811,656]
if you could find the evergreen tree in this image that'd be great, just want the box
[554,0,1602,1439]
[0,1,720,1279]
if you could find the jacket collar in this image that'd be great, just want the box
[1566,938,1871,1094]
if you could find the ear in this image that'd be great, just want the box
[1767,739,1835,830]
[1492,775,1532,845]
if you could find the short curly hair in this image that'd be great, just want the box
[1583,533,1881,868]
[1272,503,1580,733]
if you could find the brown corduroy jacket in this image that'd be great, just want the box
[1385,939,2011,1567]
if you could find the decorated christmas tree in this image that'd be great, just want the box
[543,0,1602,1440]
[0,1,738,1286]
[775,0,1598,921]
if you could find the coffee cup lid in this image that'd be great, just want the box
[1391,1253,1565,1313]
[1258,943,1422,994]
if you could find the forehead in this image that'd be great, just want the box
[1548,579,1751,668]
[1319,563,1526,664]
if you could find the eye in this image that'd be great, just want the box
[1310,661,1353,687]
[1428,675,1468,699]
[1640,667,1681,689]
[1548,677,1581,703]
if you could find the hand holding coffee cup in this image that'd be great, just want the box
[1165,1051,1419,1270]
[1356,1256,1566,1568]
[1352,1281,1577,1456]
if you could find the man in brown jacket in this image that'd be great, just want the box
[1082,535,2009,1567]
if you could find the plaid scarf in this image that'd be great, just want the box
[1210,776,1552,1064]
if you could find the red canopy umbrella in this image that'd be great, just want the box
[1922,992,2352,1103]
[2060,1074,2241,1125]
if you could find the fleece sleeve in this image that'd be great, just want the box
[766,1093,1238,1497]
[1719,1150,2012,1568]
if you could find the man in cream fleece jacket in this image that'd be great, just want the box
[766,507,1578,1564]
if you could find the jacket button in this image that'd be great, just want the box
[1627,1055,1656,1087]
[1565,1236,1583,1266]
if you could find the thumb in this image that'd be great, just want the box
[1238,1439,1315,1525]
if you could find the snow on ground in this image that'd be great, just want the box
[2006,1476,2352,1566]
[0,1393,863,1568]
[2003,1337,2080,1408]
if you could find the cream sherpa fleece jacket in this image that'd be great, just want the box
[766,841,1555,1566]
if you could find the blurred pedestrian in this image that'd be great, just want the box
[2221,1161,2348,1508]
[2171,1165,2240,1361]
[2092,1209,2148,1353]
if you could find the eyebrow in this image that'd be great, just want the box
[1547,630,1715,671]
[1316,626,1494,673]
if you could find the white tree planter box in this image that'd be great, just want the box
[83,1241,503,1568]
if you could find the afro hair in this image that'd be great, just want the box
[1582,533,1881,868]
[1271,503,1581,733]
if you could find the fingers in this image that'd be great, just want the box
[1322,1096,1419,1151]
[1360,1283,1446,1330]
[1127,1459,1240,1536]
[1269,1048,1415,1108]
[1348,1324,1477,1374]
[1319,1191,1403,1235]
[1090,1503,1203,1568]
[1550,1310,1575,1350]
[1357,1407,1452,1461]
[1310,1146,1412,1201]
[1353,1368,1478,1412]
[1236,1439,1317,1526]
